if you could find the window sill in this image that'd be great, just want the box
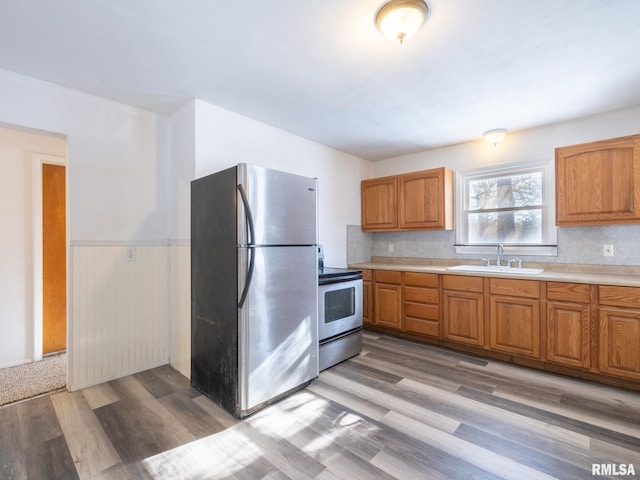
[454,245,558,257]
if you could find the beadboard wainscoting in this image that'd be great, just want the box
[70,244,170,390]
[169,241,190,378]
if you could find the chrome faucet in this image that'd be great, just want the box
[496,243,504,266]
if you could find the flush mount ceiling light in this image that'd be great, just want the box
[483,128,507,146]
[375,0,429,44]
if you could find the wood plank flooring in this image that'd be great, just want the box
[1,331,639,479]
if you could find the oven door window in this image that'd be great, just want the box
[324,287,355,323]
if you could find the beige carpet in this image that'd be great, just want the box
[0,353,66,406]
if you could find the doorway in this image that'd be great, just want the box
[0,126,67,369]
[0,126,68,404]
[32,153,68,362]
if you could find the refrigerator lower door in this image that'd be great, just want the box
[238,245,318,415]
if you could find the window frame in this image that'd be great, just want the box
[454,159,557,257]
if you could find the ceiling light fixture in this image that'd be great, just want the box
[483,128,507,146]
[375,0,429,45]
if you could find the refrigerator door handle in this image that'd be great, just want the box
[238,246,255,308]
[237,183,255,246]
[237,184,256,308]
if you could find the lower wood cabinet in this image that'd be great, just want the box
[489,278,541,358]
[404,272,440,337]
[443,275,484,346]
[545,282,593,369]
[359,267,640,389]
[373,270,403,330]
[599,285,640,381]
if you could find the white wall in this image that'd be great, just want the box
[0,69,170,387]
[71,245,168,389]
[0,69,371,385]
[5,62,639,385]
[0,69,169,241]
[371,105,640,177]
[0,126,67,368]
[167,101,196,376]
[356,105,640,267]
[168,101,196,241]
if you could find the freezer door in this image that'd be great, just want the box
[238,245,318,414]
[237,164,317,246]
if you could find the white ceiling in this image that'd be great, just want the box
[1,0,639,161]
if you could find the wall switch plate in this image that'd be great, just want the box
[388,243,394,253]
[126,246,137,262]
[603,244,614,257]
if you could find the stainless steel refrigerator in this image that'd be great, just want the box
[191,163,319,418]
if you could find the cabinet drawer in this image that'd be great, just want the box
[490,278,539,298]
[443,275,483,293]
[374,270,402,284]
[405,302,439,321]
[404,272,439,288]
[406,317,439,337]
[600,285,640,308]
[361,269,372,281]
[546,282,591,303]
[405,286,438,304]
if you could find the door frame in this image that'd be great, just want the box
[32,153,68,363]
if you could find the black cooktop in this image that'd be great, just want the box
[318,267,362,285]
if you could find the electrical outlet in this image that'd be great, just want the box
[388,243,394,253]
[126,246,137,262]
[603,244,614,257]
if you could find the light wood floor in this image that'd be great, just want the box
[1,331,639,479]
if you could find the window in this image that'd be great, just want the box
[455,161,557,256]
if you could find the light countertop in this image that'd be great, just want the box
[349,257,640,288]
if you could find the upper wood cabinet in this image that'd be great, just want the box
[361,167,453,231]
[361,176,398,230]
[399,168,453,230]
[556,134,640,226]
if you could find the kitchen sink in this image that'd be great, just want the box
[446,265,544,275]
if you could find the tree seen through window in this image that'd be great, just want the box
[466,171,543,244]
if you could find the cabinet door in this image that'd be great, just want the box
[399,168,453,230]
[374,283,403,330]
[490,296,540,358]
[546,301,591,368]
[556,134,640,225]
[361,177,398,231]
[443,290,484,346]
[599,307,640,381]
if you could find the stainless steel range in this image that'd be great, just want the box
[318,266,363,371]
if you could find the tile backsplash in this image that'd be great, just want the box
[347,224,640,266]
